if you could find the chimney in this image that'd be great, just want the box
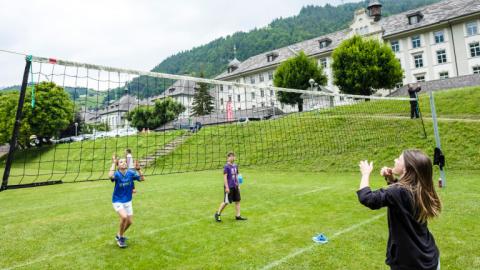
[368,0,382,22]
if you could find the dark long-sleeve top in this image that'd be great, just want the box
[357,186,439,270]
[408,87,421,99]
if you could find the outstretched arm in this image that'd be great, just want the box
[135,161,145,181]
[109,154,117,180]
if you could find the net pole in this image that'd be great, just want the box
[429,91,446,187]
[1,57,32,191]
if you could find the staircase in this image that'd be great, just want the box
[138,132,192,168]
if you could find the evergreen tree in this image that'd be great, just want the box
[191,72,214,116]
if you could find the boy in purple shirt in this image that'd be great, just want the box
[214,152,247,222]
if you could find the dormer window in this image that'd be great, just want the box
[319,38,332,49]
[227,66,238,73]
[169,88,175,93]
[407,12,423,25]
[266,52,279,62]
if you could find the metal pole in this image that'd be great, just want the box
[429,91,446,187]
[1,57,32,191]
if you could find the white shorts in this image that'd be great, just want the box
[112,201,133,216]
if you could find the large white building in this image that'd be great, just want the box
[215,0,480,113]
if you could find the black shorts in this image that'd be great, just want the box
[224,186,241,204]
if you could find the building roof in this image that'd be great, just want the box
[215,29,350,80]
[381,0,480,37]
[151,79,199,101]
[215,0,480,80]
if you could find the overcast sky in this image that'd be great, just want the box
[0,0,361,87]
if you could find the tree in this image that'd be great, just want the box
[191,72,214,116]
[24,82,75,144]
[331,35,403,95]
[127,98,185,130]
[0,92,31,147]
[0,82,75,147]
[273,51,327,111]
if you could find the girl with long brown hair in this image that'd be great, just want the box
[357,149,442,270]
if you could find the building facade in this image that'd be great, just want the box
[215,0,480,113]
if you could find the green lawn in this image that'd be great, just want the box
[2,87,479,186]
[0,170,478,269]
[1,130,183,185]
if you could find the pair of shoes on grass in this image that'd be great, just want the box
[214,212,247,222]
[115,235,128,248]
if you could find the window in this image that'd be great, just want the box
[414,54,424,68]
[260,90,265,97]
[270,90,274,96]
[408,12,423,25]
[267,52,278,62]
[439,72,449,79]
[251,92,255,99]
[220,98,224,105]
[395,82,403,89]
[268,71,274,80]
[415,74,426,82]
[470,42,480,57]
[237,95,241,102]
[473,66,480,74]
[319,38,332,49]
[261,102,265,107]
[412,36,421,48]
[320,58,327,69]
[437,50,447,64]
[409,16,418,24]
[220,85,224,92]
[250,76,256,84]
[391,40,400,52]
[228,96,232,102]
[228,85,232,90]
[259,73,265,82]
[434,31,444,43]
[466,21,478,36]
[271,101,275,107]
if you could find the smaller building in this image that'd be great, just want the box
[151,79,201,119]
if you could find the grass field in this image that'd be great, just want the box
[1,87,479,269]
[0,169,479,269]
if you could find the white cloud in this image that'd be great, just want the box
[0,0,360,86]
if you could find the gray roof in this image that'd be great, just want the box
[216,29,350,80]
[381,0,480,37]
[89,95,151,118]
[151,79,198,100]
[216,0,480,80]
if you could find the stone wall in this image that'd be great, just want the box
[389,74,480,97]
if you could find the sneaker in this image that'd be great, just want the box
[117,237,127,248]
[235,216,247,221]
[312,233,328,244]
[214,212,222,222]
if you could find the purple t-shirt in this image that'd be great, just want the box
[224,163,239,188]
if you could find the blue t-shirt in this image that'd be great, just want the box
[223,163,239,188]
[111,169,140,203]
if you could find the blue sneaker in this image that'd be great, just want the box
[312,233,328,244]
[116,237,127,248]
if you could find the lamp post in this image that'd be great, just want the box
[74,122,78,137]
[308,78,315,91]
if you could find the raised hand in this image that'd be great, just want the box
[359,160,373,176]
